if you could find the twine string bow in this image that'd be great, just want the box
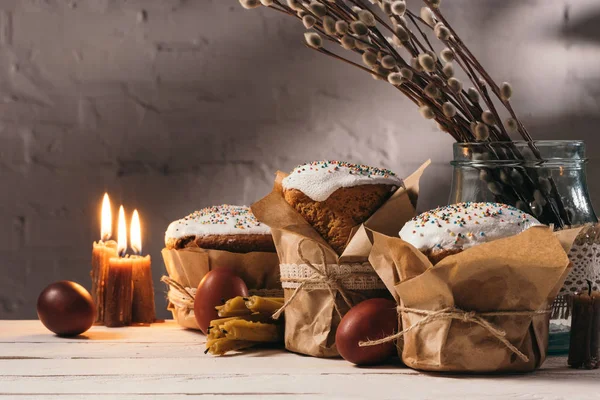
[272,238,354,320]
[359,306,551,362]
[161,276,195,308]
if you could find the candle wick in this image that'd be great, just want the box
[587,279,593,296]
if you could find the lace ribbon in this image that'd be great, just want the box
[272,238,383,320]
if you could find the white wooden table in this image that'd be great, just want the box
[1,320,598,400]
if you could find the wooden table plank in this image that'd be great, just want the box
[0,397,322,400]
[1,320,598,400]
[0,321,201,344]
[0,342,207,359]
[0,354,593,377]
[1,372,598,399]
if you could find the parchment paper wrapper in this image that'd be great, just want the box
[368,225,581,373]
[251,161,430,357]
[161,246,280,330]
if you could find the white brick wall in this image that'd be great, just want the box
[2,0,600,318]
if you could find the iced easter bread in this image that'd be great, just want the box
[399,202,541,264]
[282,161,402,255]
[165,205,276,253]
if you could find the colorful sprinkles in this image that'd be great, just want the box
[291,160,398,179]
[179,205,263,231]
[404,202,536,246]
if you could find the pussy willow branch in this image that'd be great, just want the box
[240,0,572,225]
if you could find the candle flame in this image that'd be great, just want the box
[131,209,142,255]
[101,193,112,241]
[117,205,127,257]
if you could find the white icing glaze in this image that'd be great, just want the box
[399,202,541,252]
[282,161,402,201]
[165,205,271,244]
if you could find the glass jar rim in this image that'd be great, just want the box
[453,140,585,146]
[452,140,587,166]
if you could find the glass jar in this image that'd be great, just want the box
[450,141,596,228]
[449,140,598,354]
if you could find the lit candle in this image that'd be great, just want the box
[91,193,118,324]
[105,206,133,327]
[130,209,155,324]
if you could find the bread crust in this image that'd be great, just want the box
[420,248,463,265]
[283,184,396,255]
[165,234,276,253]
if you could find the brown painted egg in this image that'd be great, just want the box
[336,298,398,365]
[37,281,96,337]
[194,268,249,334]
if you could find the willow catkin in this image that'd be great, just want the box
[515,200,528,212]
[335,20,349,35]
[442,62,454,77]
[240,0,261,9]
[394,25,410,43]
[434,23,450,40]
[400,68,413,80]
[440,48,454,62]
[287,0,303,11]
[391,0,406,16]
[447,77,462,93]
[530,201,543,217]
[260,0,274,5]
[381,55,396,69]
[430,0,441,8]
[482,110,495,125]
[341,35,355,49]
[442,102,456,118]
[350,21,369,36]
[362,51,378,67]
[418,54,436,72]
[302,15,316,29]
[506,117,518,132]
[304,32,323,48]
[309,1,327,17]
[358,10,376,27]
[323,16,336,35]
[387,72,404,86]
[511,170,524,186]
[467,87,480,103]
[500,82,513,101]
[424,82,440,98]
[474,122,490,140]
[420,7,436,27]
[419,105,435,119]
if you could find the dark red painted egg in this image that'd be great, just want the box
[194,268,249,334]
[336,298,398,365]
[37,281,96,337]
